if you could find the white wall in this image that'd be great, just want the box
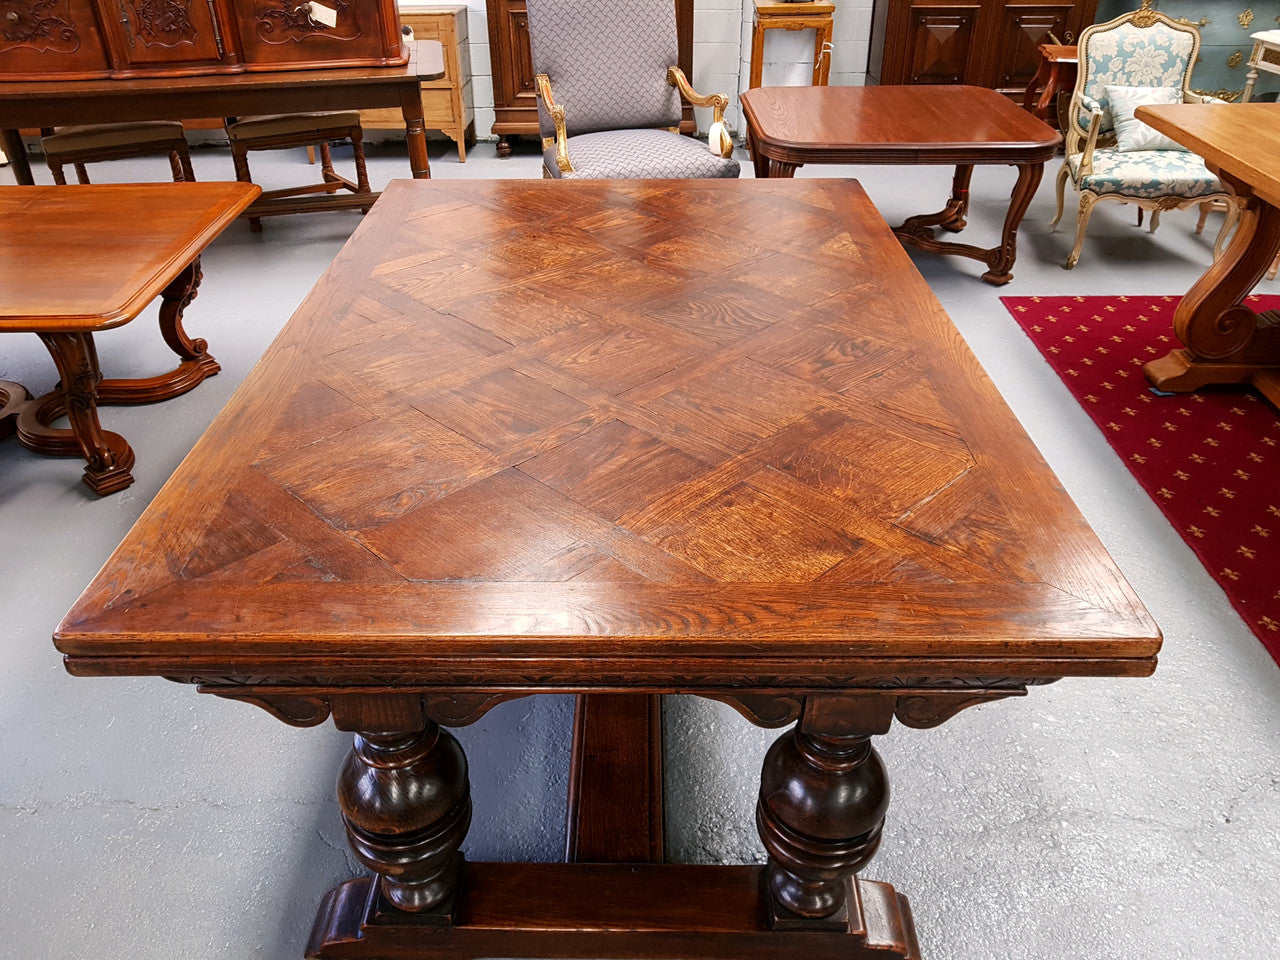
[425,0,874,138]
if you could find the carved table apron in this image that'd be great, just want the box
[56,179,1160,959]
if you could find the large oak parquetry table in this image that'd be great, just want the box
[0,42,443,220]
[0,181,258,493]
[55,179,1159,959]
[740,85,1061,285]
[1137,103,1280,407]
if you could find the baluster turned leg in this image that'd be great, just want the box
[756,695,892,930]
[337,722,472,916]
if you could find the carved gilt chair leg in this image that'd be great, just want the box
[1149,207,1162,234]
[1065,193,1097,270]
[1049,163,1069,229]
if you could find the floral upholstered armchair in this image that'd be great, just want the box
[1050,0,1236,269]
[525,0,740,180]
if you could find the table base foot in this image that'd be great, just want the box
[1143,348,1280,407]
[307,864,920,960]
[0,379,30,441]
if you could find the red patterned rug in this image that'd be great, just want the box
[1002,294,1280,666]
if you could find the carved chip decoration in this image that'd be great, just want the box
[255,0,356,43]
[0,0,80,53]
[126,0,197,47]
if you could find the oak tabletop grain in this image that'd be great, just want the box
[1137,103,1280,209]
[741,85,1061,161]
[0,182,259,332]
[56,179,1159,685]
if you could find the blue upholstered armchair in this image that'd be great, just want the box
[525,0,740,180]
[1050,0,1236,269]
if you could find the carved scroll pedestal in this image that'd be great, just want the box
[1143,175,1280,407]
[3,258,217,494]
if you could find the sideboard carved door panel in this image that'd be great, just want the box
[0,0,113,78]
[100,0,228,74]
[229,0,403,71]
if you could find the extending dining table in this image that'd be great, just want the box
[55,178,1159,959]
[1138,102,1280,407]
[740,85,1061,285]
[0,181,258,492]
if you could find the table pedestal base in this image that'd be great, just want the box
[307,864,919,960]
[0,258,217,493]
[1144,186,1280,407]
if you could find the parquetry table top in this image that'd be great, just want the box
[56,178,1159,686]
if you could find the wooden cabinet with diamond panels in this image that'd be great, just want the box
[868,0,1097,96]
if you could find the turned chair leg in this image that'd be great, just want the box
[351,129,372,213]
[73,161,90,184]
[230,143,262,233]
[47,157,68,185]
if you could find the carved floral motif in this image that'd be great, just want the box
[124,0,197,46]
[255,0,353,43]
[0,0,80,53]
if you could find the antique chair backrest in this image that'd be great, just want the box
[1070,2,1201,146]
[526,0,683,139]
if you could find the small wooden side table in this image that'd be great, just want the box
[749,1,835,89]
[1022,43,1078,126]
[0,182,258,494]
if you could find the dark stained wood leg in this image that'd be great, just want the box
[756,694,893,930]
[898,164,973,237]
[0,379,31,441]
[893,163,1039,285]
[337,723,472,915]
[2,128,33,184]
[96,258,222,405]
[1144,190,1280,406]
[980,161,1043,286]
[766,158,799,179]
[565,694,663,863]
[496,136,512,159]
[18,332,135,494]
[402,88,431,179]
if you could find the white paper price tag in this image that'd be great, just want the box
[310,2,338,28]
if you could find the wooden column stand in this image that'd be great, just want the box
[750,1,836,89]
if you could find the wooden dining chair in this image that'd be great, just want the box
[41,122,195,185]
[224,112,372,232]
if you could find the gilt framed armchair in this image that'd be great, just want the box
[526,0,739,180]
[1050,0,1236,269]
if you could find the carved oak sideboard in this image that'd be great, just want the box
[0,0,405,81]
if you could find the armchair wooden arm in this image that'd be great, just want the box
[534,73,573,174]
[667,66,733,157]
[1079,104,1103,177]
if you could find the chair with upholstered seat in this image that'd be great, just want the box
[225,111,371,232]
[1050,0,1236,269]
[525,0,739,180]
[41,122,195,185]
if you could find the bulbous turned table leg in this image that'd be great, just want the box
[756,696,892,931]
[337,722,472,918]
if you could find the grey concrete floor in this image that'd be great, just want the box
[1,137,1278,960]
